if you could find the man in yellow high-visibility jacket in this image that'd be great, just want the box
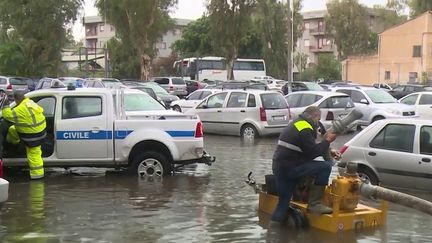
[1,89,46,179]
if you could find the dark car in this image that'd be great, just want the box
[59,77,84,88]
[185,80,206,94]
[122,80,180,108]
[36,78,66,90]
[388,84,431,99]
[281,81,324,95]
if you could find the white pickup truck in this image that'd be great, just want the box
[2,88,215,176]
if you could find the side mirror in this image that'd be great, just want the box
[359,98,369,104]
[202,104,208,109]
[185,96,189,100]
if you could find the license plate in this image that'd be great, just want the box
[273,116,285,121]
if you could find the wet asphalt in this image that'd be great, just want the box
[0,133,432,242]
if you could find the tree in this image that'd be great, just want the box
[0,0,83,77]
[409,0,432,17]
[298,54,341,81]
[373,1,407,30]
[293,52,308,74]
[172,16,214,58]
[106,38,140,79]
[208,0,256,80]
[326,0,371,59]
[255,0,303,79]
[96,0,176,80]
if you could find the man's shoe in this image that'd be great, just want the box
[307,204,333,214]
[307,184,333,214]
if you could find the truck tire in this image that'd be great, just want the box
[130,151,171,177]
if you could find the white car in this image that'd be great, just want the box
[399,91,432,119]
[333,86,417,126]
[0,178,8,207]
[2,88,214,177]
[170,89,221,113]
[185,90,290,138]
[339,119,432,191]
[285,91,356,132]
[266,79,287,91]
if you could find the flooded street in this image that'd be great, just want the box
[1,134,432,242]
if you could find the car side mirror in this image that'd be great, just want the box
[359,98,369,104]
[185,96,189,100]
[202,104,208,109]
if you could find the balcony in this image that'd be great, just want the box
[309,45,334,53]
[309,28,326,36]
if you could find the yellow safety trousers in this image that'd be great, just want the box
[7,125,44,179]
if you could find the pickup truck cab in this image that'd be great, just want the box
[2,88,214,176]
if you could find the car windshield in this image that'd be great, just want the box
[304,82,324,91]
[260,93,288,109]
[172,78,185,85]
[10,78,28,85]
[124,93,166,111]
[365,90,397,103]
[146,83,168,95]
[102,78,120,83]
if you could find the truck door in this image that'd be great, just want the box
[56,95,110,159]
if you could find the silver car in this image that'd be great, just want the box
[0,76,29,98]
[333,86,417,126]
[185,90,291,138]
[399,91,432,119]
[340,119,432,191]
[285,91,356,132]
[152,77,188,97]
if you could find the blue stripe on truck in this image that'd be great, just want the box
[56,130,196,140]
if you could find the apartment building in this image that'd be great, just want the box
[297,9,385,66]
[342,11,432,85]
[83,16,191,58]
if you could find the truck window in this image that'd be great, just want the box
[124,93,166,111]
[62,97,102,119]
[35,97,56,117]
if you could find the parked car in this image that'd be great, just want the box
[185,80,206,95]
[251,76,274,81]
[24,78,39,91]
[59,77,85,88]
[339,118,432,191]
[266,79,287,91]
[285,91,356,132]
[84,78,126,88]
[334,86,417,126]
[0,178,8,208]
[0,76,30,99]
[139,82,180,108]
[152,77,187,97]
[36,78,66,90]
[281,81,324,95]
[373,83,393,91]
[387,84,431,99]
[201,79,224,87]
[121,81,159,101]
[399,91,432,119]
[185,90,290,139]
[170,89,221,113]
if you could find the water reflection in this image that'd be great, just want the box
[0,134,431,242]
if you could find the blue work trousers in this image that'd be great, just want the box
[270,160,332,222]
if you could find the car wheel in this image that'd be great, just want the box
[372,116,385,123]
[357,166,379,185]
[130,151,171,177]
[241,124,258,139]
[172,105,182,112]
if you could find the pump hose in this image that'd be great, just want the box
[360,183,432,216]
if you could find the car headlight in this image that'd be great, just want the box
[386,108,401,115]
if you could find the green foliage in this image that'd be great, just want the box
[172,16,214,57]
[326,0,371,59]
[0,0,83,77]
[293,52,308,74]
[298,54,341,81]
[373,2,407,30]
[208,0,256,80]
[96,0,177,79]
[255,0,303,79]
[106,38,140,79]
[409,0,432,17]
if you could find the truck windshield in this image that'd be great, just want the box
[124,93,166,111]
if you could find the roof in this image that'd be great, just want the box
[83,16,192,27]
[27,87,143,96]
[378,11,432,35]
[285,91,349,97]
[377,118,432,125]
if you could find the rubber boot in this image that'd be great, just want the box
[307,185,332,214]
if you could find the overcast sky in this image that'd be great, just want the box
[72,0,388,41]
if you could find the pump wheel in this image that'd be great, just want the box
[130,151,171,177]
[357,166,379,185]
[241,124,258,139]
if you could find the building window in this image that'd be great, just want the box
[318,20,324,32]
[304,39,310,47]
[100,25,104,32]
[385,71,391,80]
[409,72,418,83]
[413,45,422,57]
[304,22,309,30]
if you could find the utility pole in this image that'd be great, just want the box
[286,0,293,93]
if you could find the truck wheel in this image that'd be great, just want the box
[130,151,171,177]
[241,124,258,139]
[357,166,379,185]
[172,105,182,112]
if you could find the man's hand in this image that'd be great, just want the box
[324,130,337,143]
[330,149,341,160]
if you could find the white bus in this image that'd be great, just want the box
[173,56,266,81]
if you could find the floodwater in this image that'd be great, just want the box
[1,134,432,242]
